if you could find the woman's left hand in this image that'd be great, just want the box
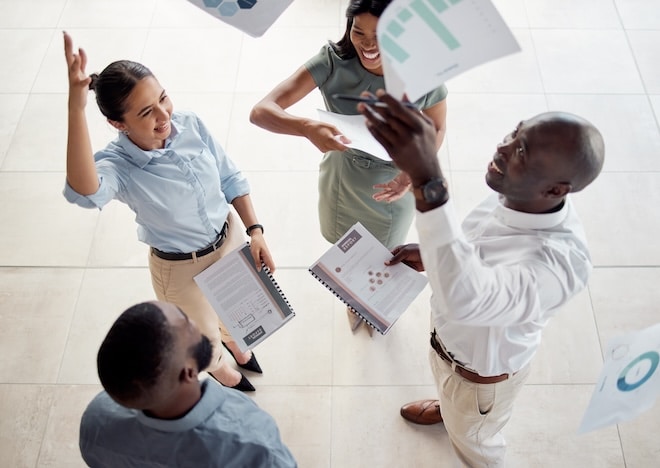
[372,171,412,203]
[248,231,275,272]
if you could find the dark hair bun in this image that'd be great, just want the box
[88,73,99,91]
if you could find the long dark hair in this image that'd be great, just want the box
[330,0,392,59]
[89,60,154,121]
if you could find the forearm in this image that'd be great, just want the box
[66,107,99,195]
[249,101,313,138]
[231,194,260,229]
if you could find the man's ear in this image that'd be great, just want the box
[544,182,572,199]
[179,362,199,383]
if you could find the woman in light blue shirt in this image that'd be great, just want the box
[62,32,269,392]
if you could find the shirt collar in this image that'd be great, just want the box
[115,117,184,168]
[494,196,569,230]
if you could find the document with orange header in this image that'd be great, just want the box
[309,222,428,335]
[194,243,295,353]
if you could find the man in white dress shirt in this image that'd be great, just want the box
[359,92,604,467]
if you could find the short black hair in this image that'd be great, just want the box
[97,302,175,407]
[330,0,393,59]
[89,60,154,121]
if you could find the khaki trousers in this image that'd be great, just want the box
[148,213,244,373]
[429,348,531,467]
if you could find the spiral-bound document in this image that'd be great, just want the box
[194,243,294,353]
[309,222,428,335]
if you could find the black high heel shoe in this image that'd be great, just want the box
[207,371,255,392]
[222,342,263,374]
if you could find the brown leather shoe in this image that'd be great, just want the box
[400,399,443,425]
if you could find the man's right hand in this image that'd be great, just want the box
[386,243,425,272]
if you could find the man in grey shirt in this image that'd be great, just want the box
[79,301,297,467]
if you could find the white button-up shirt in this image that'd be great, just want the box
[416,194,592,376]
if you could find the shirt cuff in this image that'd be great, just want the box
[415,199,463,248]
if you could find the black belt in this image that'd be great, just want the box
[151,222,228,261]
[430,330,512,384]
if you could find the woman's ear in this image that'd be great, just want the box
[108,119,127,133]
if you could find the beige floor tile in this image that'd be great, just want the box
[58,0,157,29]
[0,29,52,93]
[0,0,67,28]
[58,268,155,384]
[37,384,101,468]
[615,0,660,29]
[243,170,329,268]
[507,385,624,467]
[0,268,83,383]
[572,173,660,266]
[172,91,235,148]
[627,30,660,95]
[243,269,335,387]
[0,93,28,167]
[0,385,58,468]
[589,268,660,351]
[275,0,343,28]
[618,401,660,468]
[332,288,436,386]
[142,28,244,93]
[524,0,621,28]
[331,386,452,468]
[0,173,98,267]
[491,0,529,28]
[251,385,332,467]
[87,202,149,267]
[528,289,602,385]
[532,29,644,94]
[235,27,341,94]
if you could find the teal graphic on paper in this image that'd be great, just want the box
[187,0,293,37]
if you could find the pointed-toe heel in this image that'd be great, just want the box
[208,371,256,392]
[222,342,263,374]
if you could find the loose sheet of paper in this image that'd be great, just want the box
[578,323,660,433]
[186,0,293,38]
[377,0,520,100]
[317,109,391,161]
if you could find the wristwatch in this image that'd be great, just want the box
[412,178,449,204]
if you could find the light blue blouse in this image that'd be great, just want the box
[64,111,249,253]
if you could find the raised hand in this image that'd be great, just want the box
[358,91,442,186]
[63,31,91,110]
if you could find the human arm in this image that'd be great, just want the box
[372,98,447,203]
[359,91,447,212]
[63,31,100,196]
[385,243,425,272]
[231,195,275,273]
[249,66,350,153]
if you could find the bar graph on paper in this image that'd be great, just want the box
[377,0,520,100]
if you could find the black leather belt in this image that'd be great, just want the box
[151,222,228,261]
[430,330,512,384]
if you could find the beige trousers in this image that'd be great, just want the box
[148,212,244,373]
[429,348,531,467]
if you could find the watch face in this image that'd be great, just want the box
[422,179,448,203]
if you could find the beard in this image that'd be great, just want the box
[192,334,213,372]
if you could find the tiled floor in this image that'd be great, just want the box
[1,0,659,466]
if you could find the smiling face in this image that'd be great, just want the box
[485,115,579,212]
[111,76,173,151]
[350,13,382,75]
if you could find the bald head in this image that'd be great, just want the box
[528,112,605,192]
